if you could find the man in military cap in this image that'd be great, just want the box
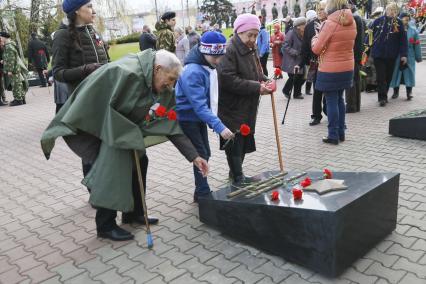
[155,11,177,52]
[282,1,289,18]
[272,2,278,20]
[0,32,28,106]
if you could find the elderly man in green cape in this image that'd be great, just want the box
[41,49,209,241]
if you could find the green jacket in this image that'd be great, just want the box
[41,49,197,212]
[3,41,28,88]
[155,21,176,53]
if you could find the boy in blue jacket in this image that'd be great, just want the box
[175,31,233,202]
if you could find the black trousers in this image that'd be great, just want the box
[36,68,49,87]
[312,88,325,120]
[283,73,305,98]
[259,53,269,77]
[374,58,396,102]
[345,63,361,112]
[96,155,149,232]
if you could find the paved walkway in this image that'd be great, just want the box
[0,62,426,284]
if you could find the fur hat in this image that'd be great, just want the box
[293,17,307,27]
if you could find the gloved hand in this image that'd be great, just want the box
[82,63,103,76]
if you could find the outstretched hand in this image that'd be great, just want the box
[193,157,209,177]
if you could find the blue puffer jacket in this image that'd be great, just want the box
[371,16,408,59]
[175,46,226,134]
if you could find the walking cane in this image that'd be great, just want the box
[270,91,285,172]
[281,67,298,124]
[133,150,154,249]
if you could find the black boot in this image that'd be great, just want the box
[305,82,312,95]
[122,213,159,225]
[9,100,23,106]
[97,226,134,241]
[406,87,413,100]
[392,87,399,99]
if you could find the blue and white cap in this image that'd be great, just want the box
[199,31,226,56]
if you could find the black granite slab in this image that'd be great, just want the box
[389,110,426,140]
[198,171,399,277]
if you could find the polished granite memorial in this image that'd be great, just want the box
[198,171,400,277]
[389,109,426,141]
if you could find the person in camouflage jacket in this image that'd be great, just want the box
[0,32,28,106]
[155,11,176,53]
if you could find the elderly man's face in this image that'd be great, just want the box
[238,29,259,49]
[317,4,327,20]
[153,65,179,93]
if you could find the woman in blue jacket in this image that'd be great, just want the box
[390,13,423,100]
[175,31,233,202]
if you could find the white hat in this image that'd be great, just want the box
[306,10,317,21]
[372,7,384,15]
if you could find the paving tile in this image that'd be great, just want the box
[121,263,160,283]
[170,272,208,284]
[106,253,140,273]
[64,271,101,284]
[0,267,28,284]
[199,268,239,284]
[177,258,214,279]
[158,247,192,266]
[148,260,187,282]
[65,247,97,265]
[386,243,424,263]
[38,250,72,269]
[14,254,44,273]
[398,272,426,284]
[340,267,378,284]
[226,265,265,284]
[364,262,406,284]
[78,256,114,277]
[21,264,57,283]
[93,267,132,283]
[253,261,294,283]
[232,250,268,270]
[50,261,86,282]
[185,244,219,263]
[392,257,426,279]
[205,254,240,274]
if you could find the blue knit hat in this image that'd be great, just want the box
[199,31,226,56]
[62,0,91,14]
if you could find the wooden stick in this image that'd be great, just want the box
[270,91,284,172]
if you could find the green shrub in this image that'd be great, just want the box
[113,33,141,44]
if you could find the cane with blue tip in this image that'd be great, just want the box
[133,150,154,249]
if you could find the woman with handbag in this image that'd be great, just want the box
[312,0,356,145]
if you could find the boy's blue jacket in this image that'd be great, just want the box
[175,46,226,134]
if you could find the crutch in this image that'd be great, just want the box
[269,89,284,172]
[133,150,153,248]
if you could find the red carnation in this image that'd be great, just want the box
[155,105,167,117]
[167,110,177,121]
[240,124,251,136]
[415,39,420,45]
[292,188,303,200]
[409,37,415,44]
[300,177,312,188]
[271,191,279,201]
[323,168,333,179]
[145,114,151,122]
[274,68,282,76]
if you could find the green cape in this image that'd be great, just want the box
[41,50,182,212]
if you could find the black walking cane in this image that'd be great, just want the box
[133,150,154,248]
[281,66,300,125]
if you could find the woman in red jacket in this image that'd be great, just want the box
[312,0,356,145]
[270,23,284,77]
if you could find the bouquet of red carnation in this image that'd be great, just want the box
[271,191,279,201]
[144,103,177,124]
[273,68,282,80]
[300,177,312,188]
[292,187,303,200]
[221,124,251,149]
[323,168,333,179]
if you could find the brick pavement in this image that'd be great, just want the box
[0,62,425,283]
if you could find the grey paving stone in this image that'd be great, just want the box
[93,245,124,262]
[340,267,378,284]
[364,262,406,284]
[386,243,424,263]
[121,264,159,283]
[253,261,294,283]
[205,254,240,274]
[64,271,101,284]
[148,260,187,282]
[132,251,167,269]
[282,274,312,284]
[169,272,208,284]
[78,257,114,277]
[106,254,140,273]
[392,257,426,279]
[50,261,86,282]
[226,265,265,284]
[158,247,192,266]
[93,268,132,284]
[177,258,214,279]
[185,244,219,263]
[199,268,239,284]
[398,272,426,284]
[232,251,268,271]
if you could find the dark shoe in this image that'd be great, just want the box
[407,93,413,100]
[293,95,304,99]
[0,100,7,106]
[391,92,399,99]
[305,92,312,96]
[322,137,339,145]
[23,98,26,104]
[284,93,290,99]
[97,227,134,241]
[122,214,159,225]
[346,108,356,113]
[339,135,345,142]
[193,191,212,203]
[309,119,321,126]
[379,100,386,107]
[9,100,23,106]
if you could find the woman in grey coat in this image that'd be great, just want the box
[281,17,307,99]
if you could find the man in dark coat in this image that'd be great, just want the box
[371,3,408,107]
[139,25,156,51]
[28,33,50,87]
[345,6,364,113]
[272,3,279,20]
[297,1,327,125]
[282,1,289,18]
